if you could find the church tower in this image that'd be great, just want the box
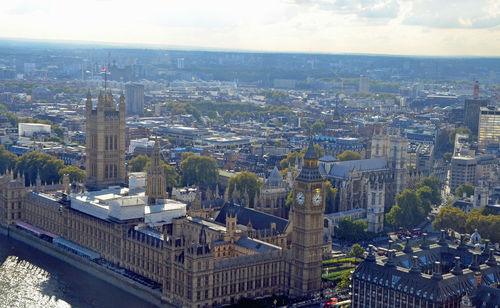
[146,140,167,205]
[291,139,325,296]
[85,90,126,190]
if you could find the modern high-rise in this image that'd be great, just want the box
[464,81,488,135]
[359,75,370,93]
[85,89,126,190]
[478,106,500,150]
[125,83,144,115]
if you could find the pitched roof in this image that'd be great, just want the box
[265,166,284,187]
[215,203,288,233]
[328,157,388,179]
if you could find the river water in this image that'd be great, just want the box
[0,234,159,308]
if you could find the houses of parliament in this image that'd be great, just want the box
[0,89,326,307]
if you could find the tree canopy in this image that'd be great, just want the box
[337,150,362,161]
[416,175,441,206]
[434,206,500,243]
[349,243,365,259]
[0,145,18,174]
[310,121,326,134]
[162,163,178,192]
[128,155,150,172]
[15,151,65,186]
[58,165,85,183]
[336,217,369,242]
[386,189,426,228]
[228,171,262,207]
[324,181,338,214]
[180,155,218,186]
[456,182,475,198]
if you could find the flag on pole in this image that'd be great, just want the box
[102,66,107,72]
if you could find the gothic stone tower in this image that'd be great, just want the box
[85,89,126,190]
[146,140,167,205]
[291,139,325,296]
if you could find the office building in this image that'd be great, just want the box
[464,81,489,135]
[125,84,145,115]
[478,106,500,150]
[351,232,499,308]
[359,75,370,93]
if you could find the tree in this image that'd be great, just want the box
[58,165,85,183]
[285,189,294,209]
[433,205,467,233]
[310,121,326,134]
[180,155,218,186]
[162,163,178,192]
[386,190,425,228]
[416,186,433,215]
[181,152,195,161]
[228,171,262,207]
[15,151,65,186]
[299,144,324,158]
[416,175,441,206]
[280,151,301,170]
[0,145,18,174]
[336,217,368,242]
[324,181,338,214]
[456,182,475,198]
[129,155,150,172]
[349,243,365,259]
[337,150,362,161]
[449,126,472,145]
[337,271,351,291]
[443,152,452,163]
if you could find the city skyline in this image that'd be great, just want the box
[1,0,499,57]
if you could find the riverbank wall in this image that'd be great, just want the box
[0,223,174,308]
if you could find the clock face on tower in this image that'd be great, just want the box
[313,193,322,206]
[296,192,305,205]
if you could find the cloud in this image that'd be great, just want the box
[403,0,500,29]
[285,0,400,19]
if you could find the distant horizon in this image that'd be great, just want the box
[1,36,499,59]
[1,0,498,57]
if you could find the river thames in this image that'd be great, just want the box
[0,234,158,308]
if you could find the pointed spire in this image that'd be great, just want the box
[410,256,421,274]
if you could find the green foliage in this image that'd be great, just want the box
[228,171,262,207]
[129,155,150,172]
[15,151,65,185]
[310,121,326,134]
[322,268,354,282]
[324,181,338,214]
[0,145,19,174]
[386,189,426,228]
[416,175,441,206]
[416,186,433,215]
[456,182,475,198]
[259,89,289,103]
[449,126,474,145]
[434,206,500,243]
[337,150,362,161]
[443,152,452,163]
[181,152,195,161]
[4,113,53,128]
[58,165,85,183]
[322,258,361,267]
[164,101,293,122]
[300,144,324,158]
[337,271,352,290]
[349,244,365,259]
[280,151,301,170]
[433,205,467,233]
[52,125,64,139]
[180,155,218,186]
[285,189,294,209]
[162,163,178,191]
[336,217,368,242]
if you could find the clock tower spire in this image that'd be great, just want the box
[290,138,325,296]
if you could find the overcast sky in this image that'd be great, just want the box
[1,0,499,56]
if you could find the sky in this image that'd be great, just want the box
[0,0,499,56]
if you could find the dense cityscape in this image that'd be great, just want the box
[0,9,499,308]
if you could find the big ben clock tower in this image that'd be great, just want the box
[291,138,325,296]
